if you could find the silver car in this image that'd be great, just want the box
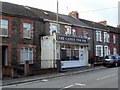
[103,55,120,67]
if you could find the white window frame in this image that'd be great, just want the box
[65,26,71,36]
[104,46,108,57]
[96,45,103,57]
[83,31,88,39]
[23,23,32,39]
[104,32,109,43]
[96,30,102,42]
[72,29,76,36]
[0,19,8,37]
[20,47,33,64]
[113,48,117,55]
[113,35,116,44]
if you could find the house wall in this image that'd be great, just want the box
[1,15,43,66]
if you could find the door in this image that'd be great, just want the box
[2,46,8,66]
[79,47,86,66]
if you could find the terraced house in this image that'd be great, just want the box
[1,2,44,76]
[80,19,120,64]
[1,2,120,77]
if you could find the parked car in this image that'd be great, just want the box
[103,55,120,67]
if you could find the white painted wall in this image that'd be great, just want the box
[41,34,57,69]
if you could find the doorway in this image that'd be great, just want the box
[2,46,8,66]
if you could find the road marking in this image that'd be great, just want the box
[97,74,117,80]
[64,85,74,89]
[41,79,48,82]
[75,83,86,86]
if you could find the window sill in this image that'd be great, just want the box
[23,37,32,39]
[0,36,10,38]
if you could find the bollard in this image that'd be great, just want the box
[24,60,30,76]
[56,59,62,72]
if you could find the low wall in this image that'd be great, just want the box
[2,66,16,77]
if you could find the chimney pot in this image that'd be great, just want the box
[98,20,107,25]
[69,11,79,19]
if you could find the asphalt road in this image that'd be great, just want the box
[2,67,118,89]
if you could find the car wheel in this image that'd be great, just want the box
[115,62,118,67]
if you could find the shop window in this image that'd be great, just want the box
[61,44,79,61]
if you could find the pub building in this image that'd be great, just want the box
[41,33,89,69]
[41,11,90,69]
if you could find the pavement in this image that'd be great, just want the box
[2,66,105,86]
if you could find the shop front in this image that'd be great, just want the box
[57,35,89,69]
[41,34,89,69]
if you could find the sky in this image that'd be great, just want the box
[1,0,120,27]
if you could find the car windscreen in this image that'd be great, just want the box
[111,56,117,59]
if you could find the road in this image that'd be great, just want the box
[2,67,118,89]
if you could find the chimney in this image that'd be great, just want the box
[117,25,120,29]
[98,20,107,25]
[69,11,79,19]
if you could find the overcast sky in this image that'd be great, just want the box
[1,0,120,27]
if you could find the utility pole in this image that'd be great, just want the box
[56,0,59,60]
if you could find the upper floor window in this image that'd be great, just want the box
[83,31,88,39]
[96,31,102,42]
[0,19,8,37]
[113,35,116,44]
[50,23,59,35]
[104,32,109,43]
[72,29,76,36]
[23,23,32,38]
[65,26,71,36]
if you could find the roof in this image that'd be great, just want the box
[79,18,108,30]
[2,2,42,20]
[58,14,89,27]
[80,18,120,34]
[28,6,67,23]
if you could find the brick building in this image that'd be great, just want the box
[1,2,120,76]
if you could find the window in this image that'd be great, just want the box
[72,29,76,36]
[23,23,32,38]
[113,48,117,55]
[96,45,103,57]
[20,47,33,64]
[83,31,88,38]
[65,26,71,35]
[0,19,8,37]
[104,46,108,57]
[50,23,58,35]
[96,31,102,42]
[104,32,109,43]
[113,35,116,44]
[61,44,79,61]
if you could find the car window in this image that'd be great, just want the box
[118,56,120,59]
[111,56,117,59]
